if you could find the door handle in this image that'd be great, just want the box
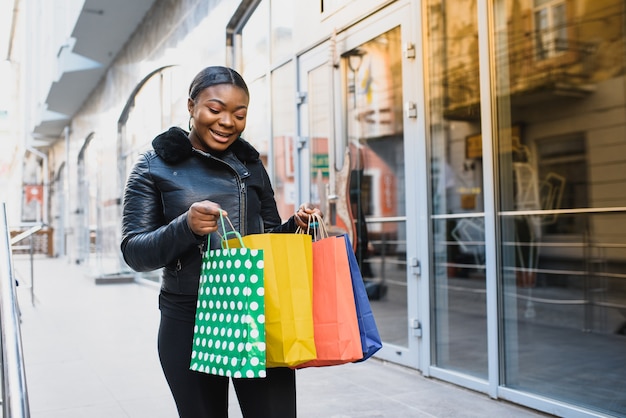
[405,101,417,119]
[410,257,421,276]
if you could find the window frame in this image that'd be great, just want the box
[533,0,569,61]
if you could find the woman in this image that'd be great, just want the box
[121,66,321,417]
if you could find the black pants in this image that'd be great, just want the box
[158,314,296,418]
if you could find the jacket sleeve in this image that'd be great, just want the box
[120,154,201,272]
[271,216,298,233]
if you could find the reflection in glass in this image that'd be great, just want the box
[494,0,626,415]
[241,1,269,80]
[243,77,269,156]
[425,0,487,379]
[340,27,407,346]
[271,64,296,220]
[107,67,183,281]
[308,64,330,213]
[270,0,293,65]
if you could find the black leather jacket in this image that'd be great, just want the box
[120,127,297,295]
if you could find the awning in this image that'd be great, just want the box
[33,0,158,143]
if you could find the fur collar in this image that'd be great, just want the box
[152,126,260,164]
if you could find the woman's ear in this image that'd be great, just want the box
[187,97,195,114]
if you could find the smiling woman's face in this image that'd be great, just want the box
[188,83,249,153]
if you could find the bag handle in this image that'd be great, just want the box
[296,212,328,241]
[217,211,245,249]
[312,213,329,240]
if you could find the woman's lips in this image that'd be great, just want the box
[211,129,232,142]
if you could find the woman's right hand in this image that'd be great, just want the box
[294,203,323,230]
[187,200,226,236]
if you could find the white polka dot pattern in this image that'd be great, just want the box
[190,248,266,378]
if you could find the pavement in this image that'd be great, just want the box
[11,254,549,418]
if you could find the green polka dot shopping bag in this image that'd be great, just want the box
[190,213,266,378]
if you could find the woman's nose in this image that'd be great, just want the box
[219,114,234,126]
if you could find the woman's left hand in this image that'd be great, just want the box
[294,203,323,229]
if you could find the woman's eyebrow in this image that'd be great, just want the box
[206,98,248,110]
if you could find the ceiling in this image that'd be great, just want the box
[33,0,158,144]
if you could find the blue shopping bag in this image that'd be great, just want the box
[341,234,383,361]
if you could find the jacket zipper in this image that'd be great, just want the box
[193,149,247,236]
[239,182,246,236]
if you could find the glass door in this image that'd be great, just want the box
[297,4,422,368]
[423,0,489,382]
[492,1,626,415]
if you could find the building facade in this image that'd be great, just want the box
[9,0,626,416]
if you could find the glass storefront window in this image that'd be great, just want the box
[341,27,408,347]
[270,0,293,64]
[104,67,185,279]
[241,0,269,81]
[243,76,269,157]
[493,0,626,415]
[271,63,296,220]
[425,0,487,379]
[533,0,568,60]
[307,62,330,214]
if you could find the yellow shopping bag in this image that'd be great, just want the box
[228,233,317,368]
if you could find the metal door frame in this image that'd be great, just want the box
[295,1,427,370]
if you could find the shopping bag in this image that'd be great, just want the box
[342,234,383,361]
[228,232,317,368]
[190,214,266,378]
[295,216,363,368]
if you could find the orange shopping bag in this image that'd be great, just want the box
[295,214,363,368]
